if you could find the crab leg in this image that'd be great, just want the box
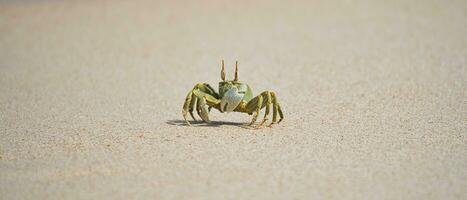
[238,91,284,127]
[277,103,284,123]
[244,94,263,126]
[182,91,194,125]
[195,98,202,121]
[269,92,284,127]
[258,92,272,127]
[188,94,198,121]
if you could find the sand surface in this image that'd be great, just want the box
[0,0,466,199]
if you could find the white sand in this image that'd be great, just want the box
[0,0,466,199]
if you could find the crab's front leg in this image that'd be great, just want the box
[182,83,221,125]
[269,92,284,126]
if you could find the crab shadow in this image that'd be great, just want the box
[166,119,250,129]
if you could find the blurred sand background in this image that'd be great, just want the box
[0,0,466,199]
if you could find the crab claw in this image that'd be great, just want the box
[193,89,221,122]
[197,96,210,122]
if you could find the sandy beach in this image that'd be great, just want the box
[0,0,466,199]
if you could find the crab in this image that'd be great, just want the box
[182,60,284,128]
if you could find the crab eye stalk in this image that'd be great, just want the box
[221,60,226,81]
[234,61,239,81]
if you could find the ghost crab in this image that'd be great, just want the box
[182,60,283,128]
